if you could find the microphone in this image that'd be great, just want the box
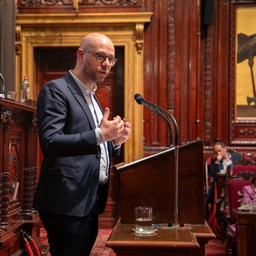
[134,93,173,147]
[134,93,179,146]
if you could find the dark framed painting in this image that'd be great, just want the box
[229,3,256,145]
[235,6,256,119]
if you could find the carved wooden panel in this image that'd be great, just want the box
[17,0,146,14]
[0,99,42,255]
[143,0,201,155]
[9,143,19,202]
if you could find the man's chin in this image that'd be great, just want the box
[96,76,106,83]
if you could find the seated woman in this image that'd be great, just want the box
[230,172,256,235]
[241,172,256,205]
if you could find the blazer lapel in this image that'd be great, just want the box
[63,72,96,129]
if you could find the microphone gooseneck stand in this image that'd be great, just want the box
[134,93,178,147]
[134,93,180,227]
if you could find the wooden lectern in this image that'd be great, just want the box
[106,140,215,256]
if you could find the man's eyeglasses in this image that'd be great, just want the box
[83,49,118,67]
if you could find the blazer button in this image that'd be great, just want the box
[96,154,100,158]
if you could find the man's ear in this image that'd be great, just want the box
[77,48,84,62]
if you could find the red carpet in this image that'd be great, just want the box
[205,238,226,255]
[90,229,115,256]
[39,228,115,256]
[40,228,226,256]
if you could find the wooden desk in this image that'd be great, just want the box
[106,221,215,256]
[234,209,256,256]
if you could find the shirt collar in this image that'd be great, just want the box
[69,70,97,96]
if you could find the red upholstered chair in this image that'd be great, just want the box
[243,153,254,161]
[222,172,253,255]
[226,159,256,177]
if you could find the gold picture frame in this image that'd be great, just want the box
[235,6,256,119]
[229,3,256,146]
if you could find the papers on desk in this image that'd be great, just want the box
[238,205,251,211]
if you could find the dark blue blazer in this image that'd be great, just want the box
[34,72,118,217]
[209,153,242,177]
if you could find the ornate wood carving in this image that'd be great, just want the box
[180,0,185,144]
[204,26,212,146]
[73,0,82,13]
[17,0,144,14]
[1,108,25,124]
[15,26,21,56]
[135,23,144,54]
[20,0,140,6]
[148,0,155,147]
[23,167,37,217]
[1,172,9,227]
[9,144,19,202]
[167,0,175,111]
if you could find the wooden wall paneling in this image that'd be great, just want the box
[172,0,201,144]
[140,0,170,155]
[196,0,206,143]
[150,0,165,147]
[143,0,168,151]
[143,0,154,150]
[158,0,169,147]
[0,0,16,94]
[201,0,227,147]
[143,0,202,153]
[144,0,179,152]
[216,1,230,143]
[186,0,201,142]
[167,0,176,135]
[171,1,184,148]
[173,1,185,145]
